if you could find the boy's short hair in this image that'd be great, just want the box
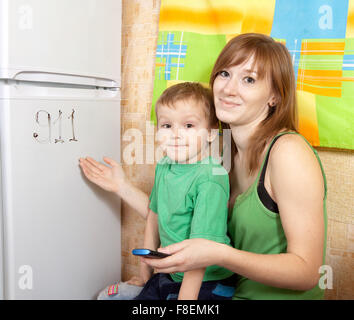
[155,82,218,128]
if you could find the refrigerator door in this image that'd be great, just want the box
[0,80,121,299]
[0,0,121,85]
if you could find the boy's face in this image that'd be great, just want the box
[156,99,215,164]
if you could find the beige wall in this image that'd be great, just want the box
[317,149,354,299]
[120,0,354,299]
[121,0,160,280]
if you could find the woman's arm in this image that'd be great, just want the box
[259,134,325,289]
[79,157,150,218]
[144,135,325,291]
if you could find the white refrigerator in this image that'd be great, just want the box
[0,0,122,299]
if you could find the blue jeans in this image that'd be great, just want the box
[134,273,236,300]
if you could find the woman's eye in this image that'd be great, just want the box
[219,70,230,78]
[244,76,255,84]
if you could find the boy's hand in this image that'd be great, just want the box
[79,156,126,193]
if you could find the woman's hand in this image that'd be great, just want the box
[79,156,126,194]
[142,239,223,274]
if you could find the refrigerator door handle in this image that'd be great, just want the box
[11,71,120,89]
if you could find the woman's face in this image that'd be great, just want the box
[213,55,275,128]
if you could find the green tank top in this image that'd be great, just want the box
[228,132,327,300]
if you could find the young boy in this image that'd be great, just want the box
[79,82,235,300]
[134,82,235,300]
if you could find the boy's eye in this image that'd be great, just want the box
[244,76,255,84]
[161,123,171,129]
[218,70,230,78]
[185,123,194,128]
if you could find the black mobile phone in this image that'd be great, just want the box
[132,248,170,259]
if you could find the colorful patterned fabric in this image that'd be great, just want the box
[107,284,119,296]
[151,0,354,149]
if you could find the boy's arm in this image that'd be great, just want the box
[140,209,160,283]
[178,268,205,300]
[118,180,150,219]
[177,180,227,299]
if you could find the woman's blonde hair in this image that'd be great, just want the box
[210,33,298,175]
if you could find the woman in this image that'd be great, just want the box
[143,33,327,299]
[80,33,327,299]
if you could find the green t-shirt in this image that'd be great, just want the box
[228,132,327,300]
[149,156,234,282]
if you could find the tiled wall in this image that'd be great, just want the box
[121,0,160,280]
[317,149,354,299]
[120,0,354,299]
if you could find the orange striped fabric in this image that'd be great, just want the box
[300,41,345,55]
